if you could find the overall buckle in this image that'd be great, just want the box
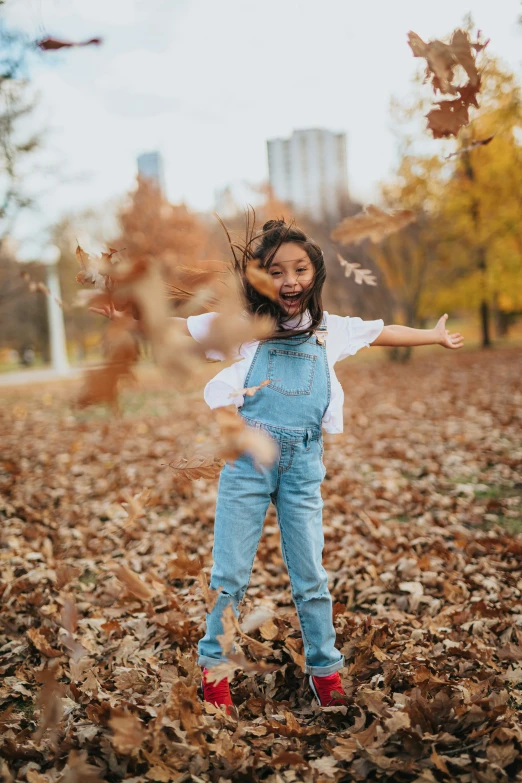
[315,328,328,345]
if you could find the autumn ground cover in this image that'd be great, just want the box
[1,345,522,783]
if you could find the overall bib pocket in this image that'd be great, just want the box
[268,349,317,396]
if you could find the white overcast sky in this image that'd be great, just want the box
[4,0,522,254]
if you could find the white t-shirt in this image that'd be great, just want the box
[187,310,384,434]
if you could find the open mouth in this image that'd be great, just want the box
[280,291,302,305]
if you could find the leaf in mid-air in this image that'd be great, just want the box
[426,99,470,139]
[337,255,377,285]
[407,28,488,139]
[75,244,110,290]
[332,206,415,246]
[37,36,102,50]
[245,261,278,300]
[166,455,224,480]
[230,378,272,398]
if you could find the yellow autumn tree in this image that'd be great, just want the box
[371,154,448,326]
[434,57,522,345]
[373,53,522,349]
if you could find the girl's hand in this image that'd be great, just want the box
[435,314,464,350]
[89,302,124,321]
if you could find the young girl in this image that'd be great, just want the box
[93,219,464,711]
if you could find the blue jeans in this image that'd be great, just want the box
[197,419,344,676]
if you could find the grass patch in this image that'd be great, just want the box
[483,514,522,535]
[474,485,519,500]
[10,696,35,720]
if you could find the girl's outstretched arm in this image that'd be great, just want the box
[371,314,464,350]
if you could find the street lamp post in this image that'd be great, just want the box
[41,244,69,374]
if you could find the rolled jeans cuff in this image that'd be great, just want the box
[198,654,228,670]
[305,656,345,676]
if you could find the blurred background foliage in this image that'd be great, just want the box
[0,17,521,370]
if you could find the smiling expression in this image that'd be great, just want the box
[267,242,315,314]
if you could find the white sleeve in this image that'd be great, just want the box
[203,361,250,409]
[328,313,384,362]
[186,312,226,361]
[186,312,217,342]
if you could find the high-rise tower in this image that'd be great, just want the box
[267,129,349,222]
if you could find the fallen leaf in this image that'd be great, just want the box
[55,563,82,589]
[266,711,326,738]
[272,751,310,767]
[109,710,145,755]
[110,563,154,601]
[384,710,411,734]
[120,489,152,524]
[399,580,424,611]
[503,665,522,684]
[26,771,51,783]
[27,628,61,658]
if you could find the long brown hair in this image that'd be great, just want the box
[218,211,326,338]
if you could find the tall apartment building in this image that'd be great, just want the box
[267,129,349,222]
[137,151,166,194]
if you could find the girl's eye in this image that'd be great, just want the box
[270,271,282,276]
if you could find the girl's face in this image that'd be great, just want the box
[267,242,315,314]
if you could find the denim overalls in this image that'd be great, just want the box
[197,317,345,676]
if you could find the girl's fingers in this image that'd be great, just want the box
[89,305,113,319]
[443,332,464,349]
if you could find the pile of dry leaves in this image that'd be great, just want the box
[1,345,521,783]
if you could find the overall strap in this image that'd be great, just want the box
[314,313,328,345]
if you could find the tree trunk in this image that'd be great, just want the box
[493,293,511,338]
[463,150,493,350]
[495,310,511,338]
[480,299,491,348]
[390,346,413,362]
[477,247,491,349]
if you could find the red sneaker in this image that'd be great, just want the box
[309,672,347,706]
[202,668,234,714]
